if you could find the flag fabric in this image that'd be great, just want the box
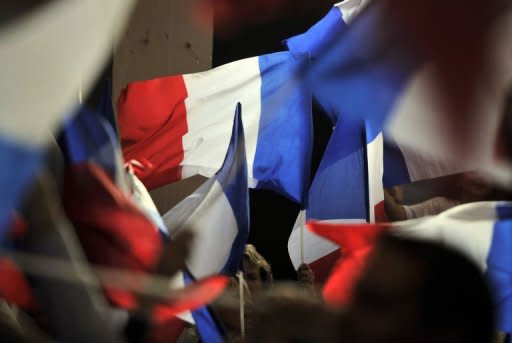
[62,162,228,322]
[125,168,168,236]
[308,201,512,332]
[0,0,134,242]
[163,104,250,278]
[58,107,120,179]
[285,0,370,60]
[303,0,512,173]
[0,139,42,243]
[288,118,384,281]
[183,271,225,343]
[383,136,468,187]
[0,0,134,141]
[118,51,312,204]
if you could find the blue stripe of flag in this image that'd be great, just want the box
[304,1,423,140]
[254,51,313,205]
[487,203,512,333]
[216,103,250,276]
[0,138,42,243]
[183,271,225,343]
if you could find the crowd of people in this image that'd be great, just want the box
[0,160,510,343]
[2,0,512,342]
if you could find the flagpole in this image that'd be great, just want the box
[237,270,245,338]
[300,223,305,265]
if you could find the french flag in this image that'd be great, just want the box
[308,201,512,333]
[118,51,312,204]
[0,0,134,243]
[284,0,370,63]
[288,118,384,282]
[383,136,468,187]
[58,106,124,185]
[163,104,250,278]
[126,169,168,236]
[0,137,42,244]
[303,0,512,176]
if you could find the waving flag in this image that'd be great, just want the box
[0,0,134,242]
[126,169,167,235]
[183,272,225,343]
[383,137,467,187]
[304,0,512,174]
[309,201,512,332]
[0,0,134,144]
[288,118,384,281]
[118,51,312,204]
[163,104,250,278]
[285,0,369,61]
[0,139,41,243]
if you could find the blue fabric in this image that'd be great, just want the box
[58,106,118,179]
[284,7,347,59]
[0,138,42,244]
[183,272,225,343]
[487,203,512,333]
[383,137,411,187]
[305,2,423,141]
[307,118,367,220]
[255,52,313,205]
[216,104,250,276]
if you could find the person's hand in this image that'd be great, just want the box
[384,188,407,221]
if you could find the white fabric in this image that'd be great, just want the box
[367,133,384,222]
[163,179,239,278]
[288,211,365,269]
[335,0,371,23]
[0,0,134,145]
[126,170,166,233]
[403,197,460,219]
[398,145,467,182]
[181,56,261,182]
[393,201,498,270]
[386,12,512,177]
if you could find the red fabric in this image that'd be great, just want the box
[309,249,341,285]
[63,163,162,309]
[307,222,389,306]
[117,75,189,189]
[0,164,228,321]
[374,200,388,223]
[62,164,228,322]
[9,213,28,239]
[153,275,229,323]
[0,258,37,310]
[149,317,187,343]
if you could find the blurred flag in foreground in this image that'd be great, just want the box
[304,0,512,180]
[285,0,370,63]
[0,0,134,241]
[383,137,468,187]
[163,104,250,278]
[118,51,312,204]
[309,201,512,332]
